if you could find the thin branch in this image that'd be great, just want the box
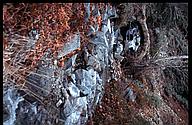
[153,55,188,63]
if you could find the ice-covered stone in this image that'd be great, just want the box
[63,99,73,117]
[3,88,24,125]
[64,97,87,125]
[91,31,108,48]
[68,82,80,98]
[107,19,112,33]
[72,67,103,112]
[108,26,115,50]
[81,68,97,89]
[87,55,101,72]
[65,112,81,125]
[101,19,112,35]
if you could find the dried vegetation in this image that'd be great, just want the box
[93,3,188,125]
[3,3,106,94]
[3,3,188,125]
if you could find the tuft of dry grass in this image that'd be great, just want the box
[3,3,105,88]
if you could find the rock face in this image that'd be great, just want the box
[3,3,123,125]
[3,3,188,125]
[3,88,24,125]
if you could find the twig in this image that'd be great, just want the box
[153,55,188,63]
